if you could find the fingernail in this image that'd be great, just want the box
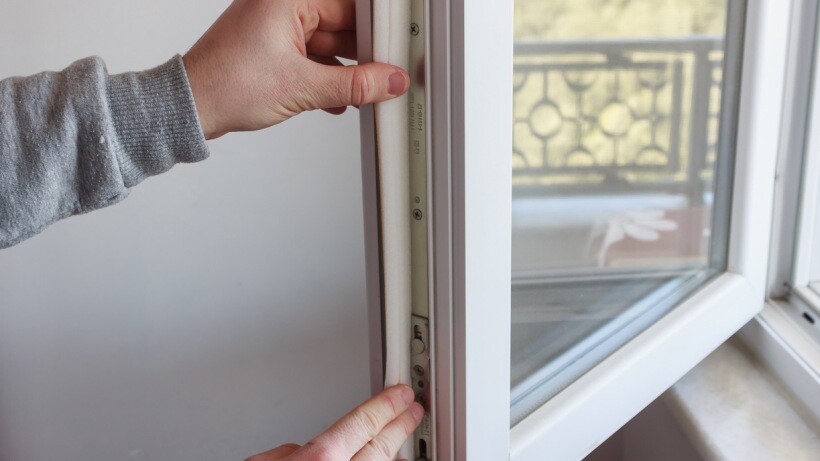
[388,72,407,95]
[401,385,414,404]
[411,403,424,421]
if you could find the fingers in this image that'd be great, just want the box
[301,61,410,110]
[311,0,356,32]
[307,30,357,60]
[308,385,416,459]
[307,56,349,115]
[352,403,424,461]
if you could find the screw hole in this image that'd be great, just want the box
[418,439,428,458]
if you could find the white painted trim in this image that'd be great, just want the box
[511,0,790,458]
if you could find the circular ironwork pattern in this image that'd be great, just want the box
[598,99,635,138]
[564,147,597,167]
[513,72,530,92]
[513,148,530,168]
[634,146,669,166]
[511,41,725,191]
[562,71,599,91]
[528,99,564,139]
[637,68,669,90]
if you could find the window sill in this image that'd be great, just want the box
[661,330,820,460]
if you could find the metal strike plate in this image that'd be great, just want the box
[408,0,431,458]
[411,315,432,461]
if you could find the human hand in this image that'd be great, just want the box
[246,385,423,461]
[182,0,410,140]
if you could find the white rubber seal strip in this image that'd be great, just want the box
[373,0,413,459]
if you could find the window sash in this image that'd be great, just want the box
[360,0,789,459]
[511,0,790,458]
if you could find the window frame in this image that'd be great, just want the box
[359,0,792,459]
[787,0,820,308]
[792,23,820,295]
[756,0,820,431]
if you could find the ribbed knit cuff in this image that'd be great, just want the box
[107,55,209,187]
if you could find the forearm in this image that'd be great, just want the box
[0,56,209,249]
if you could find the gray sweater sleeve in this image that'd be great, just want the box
[0,55,209,249]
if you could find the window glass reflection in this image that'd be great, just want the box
[511,0,742,424]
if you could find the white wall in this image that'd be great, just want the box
[0,1,372,460]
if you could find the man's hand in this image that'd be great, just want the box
[183,0,410,139]
[246,385,424,461]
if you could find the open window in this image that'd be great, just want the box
[357,0,792,459]
[509,0,746,424]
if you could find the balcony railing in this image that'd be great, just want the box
[513,36,725,200]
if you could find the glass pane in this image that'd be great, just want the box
[510,0,745,424]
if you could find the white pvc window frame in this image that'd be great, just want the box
[357,0,514,458]
[792,28,820,296]
[761,0,820,350]
[755,0,820,429]
[359,0,790,459]
[444,0,789,458]
[790,0,820,305]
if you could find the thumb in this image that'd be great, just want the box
[303,61,410,109]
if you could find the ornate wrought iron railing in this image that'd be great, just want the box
[513,36,725,199]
